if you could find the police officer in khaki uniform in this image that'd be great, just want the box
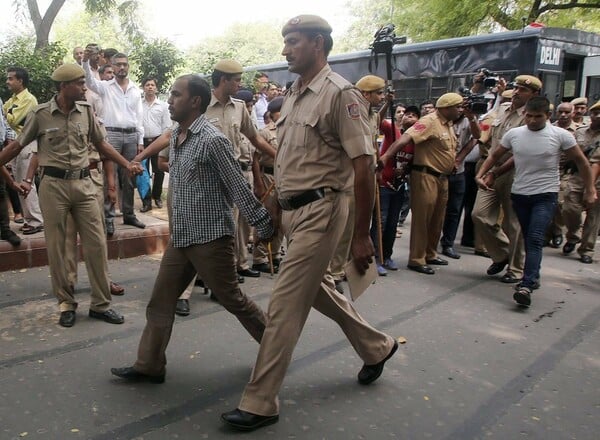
[206,59,277,279]
[222,15,397,431]
[562,100,600,263]
[252,96,285,273]
[0,64,134,327]
[472,75,541,283]
[380,93,463,274]
[571,97,589,128]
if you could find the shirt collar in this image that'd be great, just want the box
[49,95,85,114]
[12,88,31,101]
[173,114,206,137]
[291,64,331,96]
[208,92,234,109]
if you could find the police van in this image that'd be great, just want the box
[248,26,600,107]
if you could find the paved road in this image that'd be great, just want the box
[0,231,598,439]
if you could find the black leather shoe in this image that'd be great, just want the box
[111,366,165,384]
[562,242,576,255]
[407,264,435,275]
[1,230,21,247]
[426,257,448,265]
[358,340,399,385]
[106,220,115,237]
[140,201,152,213]
[580,255,593,264]
[550,234,563,248]
[221,408,279,431]
[252,262,277,274]
[238,275,245,284]
[89,308,124,324]
[486,259,508,275]
[124,217,146,229]
[175,299,190,316]
[238,268,260,278]
[154,199,163,208]
[513,287,532,307]
[59,310,76,327]
[500,271,519,283]
[442,247,461,259]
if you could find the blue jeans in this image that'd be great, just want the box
[441,172,466,248]
[511,192,558,289]
[371,185,406,260]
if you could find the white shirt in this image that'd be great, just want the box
[142,97,171,138]
[254,93,268,129]
[83,61,144,144]
[502,123,576,195]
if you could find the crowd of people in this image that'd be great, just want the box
[0,13,599,432]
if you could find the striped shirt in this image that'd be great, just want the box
[169,115,272,248]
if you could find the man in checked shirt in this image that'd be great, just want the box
[111,74,274,384]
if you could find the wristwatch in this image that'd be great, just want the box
[23,178,32,184]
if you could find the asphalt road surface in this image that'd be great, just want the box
[1,233,598,439]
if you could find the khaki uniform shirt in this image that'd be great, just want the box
[406,111,457,175]
[258,122,277,168]
[16,97,105,170]
[205,93,258,162]
[491,104,526,166]
[570,126,600,191]
[275,65,373,198]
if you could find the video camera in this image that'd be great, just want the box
[458,86,489,114]
[370,24,407,55]
[477,68,500,88]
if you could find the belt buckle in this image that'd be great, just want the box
[64,169,78,179]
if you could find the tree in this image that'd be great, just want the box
[129,39,185,93]
[0,37,66,102]
[186,21,283,78]
[13,0,141,50]
[345,0,600,49]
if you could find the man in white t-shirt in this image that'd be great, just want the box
[476,97,596,307]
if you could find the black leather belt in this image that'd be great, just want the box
[261,166,274,175]
[239,162,250,172]
[279,188,326,211]
[411,164,447,178]
[43,166,90,180]
[106,126,137,134]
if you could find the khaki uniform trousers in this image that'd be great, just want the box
[238,191,394,416]
[134,236,266,376]
[39,175,111,313]
[234,169,253,271]
[330,191,355,280]
[408,171,448,266]
[253,172,283,265]
[562,181,600,258]
[472,169,524,276]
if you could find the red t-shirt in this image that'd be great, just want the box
[379,119,414,186]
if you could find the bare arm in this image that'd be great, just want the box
[94,140,131,169]
[475,144,510,190]
[378,132,413,168]
[133,131,171,163]
[351,154,376,274]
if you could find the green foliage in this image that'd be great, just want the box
[129,38,185,93]
[346,0,600,48]
[187,21,283,80]
[0,37,66,103]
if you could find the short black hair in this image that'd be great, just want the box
[303,31,333,57]
[112,53,128,62]
[180,74,211,114]
[142,77,158,87]
[525,96,550,113]
[98,64,113,75]
[6,66,29,88]
[102,48,119,60]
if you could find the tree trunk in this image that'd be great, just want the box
[27,0,67,50]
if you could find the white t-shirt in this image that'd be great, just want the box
[501,123,576,195]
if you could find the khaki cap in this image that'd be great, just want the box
[570,97,588,106]
[355,75,385,92]
[214,59,243,74]
[436,92,463,108]
[51,63,85,82]
[589,100,600,112]
[282,15,332,37]
[514,75,542,91]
